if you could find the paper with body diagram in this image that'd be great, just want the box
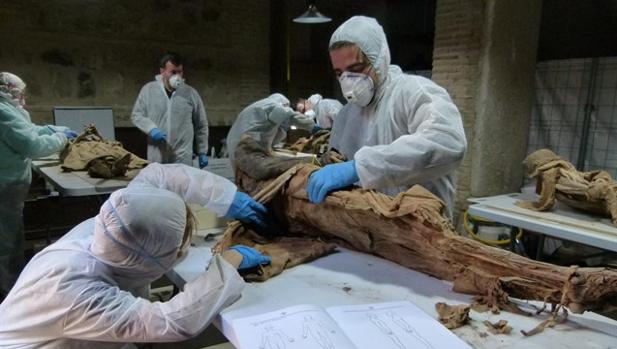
[228,301,471,349]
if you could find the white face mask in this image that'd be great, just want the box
[0,89,25,107]
[304,109,316,118]
[168,74,185,89]
[338,71,375,107]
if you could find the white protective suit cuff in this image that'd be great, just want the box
[186,254,244,309]
[354,149,380,189]
[190,254,244,292]
[54,132,69,146]
[206,180,237,217]
[156,254,244,338]
[47,125,68,133]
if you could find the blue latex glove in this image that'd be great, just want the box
[63,129,78,140]
[226,191,268,227]
[306,160,359,204]
[149,127,167,142]
[311,125,322,134]
[229,245,272,270]
[198,153,209,168]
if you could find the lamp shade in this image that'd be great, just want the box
[293,4,331,24]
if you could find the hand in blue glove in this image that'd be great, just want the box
[306,160,359,204]
[229,245,272,270]
[311,125,323,134]
[63,129,78,140]
[149,128,167,142]
[198,153,209,168]
[226,191,268,227]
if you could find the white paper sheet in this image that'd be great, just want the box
[232,304,355,349]
[230,301,470,349]
[326,301,471,349]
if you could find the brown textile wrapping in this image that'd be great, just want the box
[435,303,471,329]
[288,129,331,154]
[483,320,512,335]
[215,138,617,314]
[517,148,617,225]
[60,125,148,179]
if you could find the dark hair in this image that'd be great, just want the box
[294,98,307,112]
[159,52,184,68]
[178,202,196,257]
[329,41,370,64]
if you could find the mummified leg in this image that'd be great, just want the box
[221,138,617,314]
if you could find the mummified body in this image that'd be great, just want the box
[60,124,148,179]
[215,138,617,314]
[517,148,617,226]
[287,129,332,154]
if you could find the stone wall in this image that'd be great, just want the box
[432,0,542,221]
[0,0,270,127]
[432,0,485,218]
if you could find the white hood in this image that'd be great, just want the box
[0,72,26,106]
[90,186,186,285]
[329,16,391,87]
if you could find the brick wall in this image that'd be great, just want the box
[0,0,270,128]
[432,0,541,223]
[432,0,485,219]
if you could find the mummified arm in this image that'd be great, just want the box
[517,167,559,211]
[586,171,617,225]
[606,188,617,226]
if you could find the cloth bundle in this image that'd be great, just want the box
[60,124,148,179]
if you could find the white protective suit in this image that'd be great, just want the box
[131,75,209,165]
[307,94,343,129]
[0,163,244,348]
[226,93,316,165]
[329,16,467,217]
[0,72,69,296]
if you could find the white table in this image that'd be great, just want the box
[468,193,617,253]
[168,236,617,349]
[32,157,130,196]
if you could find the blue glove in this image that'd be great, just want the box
[198,153,209,168]
[311,125,322,134]
[229,245,272,270]
[63,129,78,139]
[307,160,359,203]
[149,128,167,142]
[226,191,268,227]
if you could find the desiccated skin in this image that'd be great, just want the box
[60,124,148,178]
[216,138,617,317]
[517,148,617,225]
[435,303,471,329]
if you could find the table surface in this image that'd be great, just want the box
[467,192,617,252]
[32,157,130,196]
[168,235,617,349]
[30,149,315,197]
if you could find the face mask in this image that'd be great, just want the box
[0,89,24,107]
[338,71,375,107]
[17,93,26,107]
[305,109,316,118]
[168,74,185,89]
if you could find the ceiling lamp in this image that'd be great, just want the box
[293,3,331,24]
